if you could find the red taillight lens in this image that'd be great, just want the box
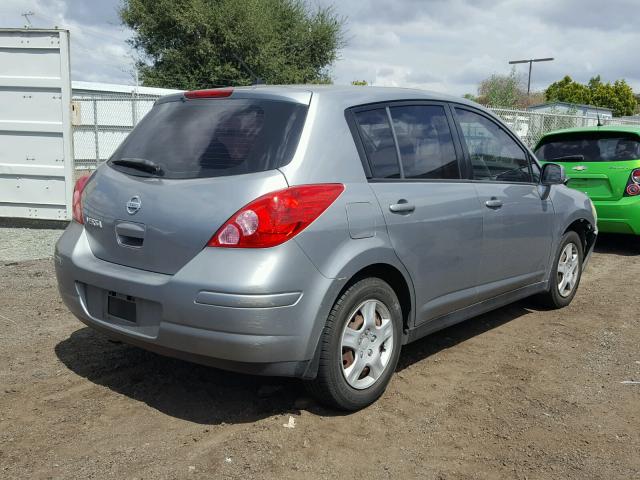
[184,87,233,99]
[626,183,640,196]
[632,168,640,184]
[208,184,345,248]
[72,175,90,223]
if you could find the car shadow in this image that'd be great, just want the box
[397,299,538,371]
[55,299,541,423]
[55,328,316,424]
[593,233,639,256]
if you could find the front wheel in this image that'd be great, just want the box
[305,278,403,411]
[538,231,583,308]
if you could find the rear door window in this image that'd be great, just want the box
[109,98,307,179]
[389,105,460,179]
[535,132,640,162]
[353,109,401,178]
[455,108,532,183]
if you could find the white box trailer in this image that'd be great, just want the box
[0,28,73,221]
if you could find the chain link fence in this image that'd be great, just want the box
[71,94,161,170]
[491,108,640,148]
[71,93,640,170]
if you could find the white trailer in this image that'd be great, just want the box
[0,28,73,221]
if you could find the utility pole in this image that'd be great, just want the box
[508,57,554,96]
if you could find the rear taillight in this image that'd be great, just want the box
[624,168,640,196]
[184,87,233,99]
[72,175,90,223]
[207,184,344,248]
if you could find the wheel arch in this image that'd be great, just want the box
[338,263,414,335]
[302,258,416,380]
[563,217,597,255]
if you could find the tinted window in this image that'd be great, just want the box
[455,108,532,183]
[354,109,400,178]
[109,99,307,179]
[390,105,459,179]
[535,132,640,162]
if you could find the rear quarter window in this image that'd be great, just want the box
[354,108,401,178]
[109,98,307,179]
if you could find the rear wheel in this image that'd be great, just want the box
[306,278,403,411]
[538,231,583,308]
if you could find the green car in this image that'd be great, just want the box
[534,126,640,235]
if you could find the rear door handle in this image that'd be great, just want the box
[389,200,415,214]
[485,198,503,209]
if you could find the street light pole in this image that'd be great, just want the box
[508,57,554,96]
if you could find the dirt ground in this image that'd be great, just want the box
[1,234,639,479]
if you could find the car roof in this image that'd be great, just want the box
[242,84,474,104]
[159,84,480,110]
[537,125,640,145]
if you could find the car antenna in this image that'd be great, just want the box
[230,52,264,86]
[596,110,603,127]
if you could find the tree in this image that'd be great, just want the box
[120,0,345,89]
[545,75,637,117]
[351,80,368,86]
[472,68,527,108]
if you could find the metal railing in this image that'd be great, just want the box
[71,93,640,169]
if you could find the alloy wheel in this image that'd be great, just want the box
[557,242,580,298]
[340,299,394,390]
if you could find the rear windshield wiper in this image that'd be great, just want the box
[112,158,164,175]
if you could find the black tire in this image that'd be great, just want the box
[305,277,403,411]
[537,231,583,309]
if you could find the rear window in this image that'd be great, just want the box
[109,98,307,178]
[535,132,640,162]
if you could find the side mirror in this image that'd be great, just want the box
[541,163,566,185]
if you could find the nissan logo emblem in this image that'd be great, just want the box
[126,196,142,215]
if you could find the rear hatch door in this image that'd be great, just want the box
[534,130,640,201]
[81,91,308,275]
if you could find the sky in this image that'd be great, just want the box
[2,0,639,96]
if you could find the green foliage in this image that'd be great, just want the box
[476,68,527,108]
[351,80,368,86]
[545,75,637,117]
[120,0,345,89]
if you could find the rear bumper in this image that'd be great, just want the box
[54,222,343,378]
[593,197,640,235]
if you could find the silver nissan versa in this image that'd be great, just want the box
[55,85,597,410]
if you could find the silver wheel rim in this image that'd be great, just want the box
[557,242,580,298]
[340,299,394,390]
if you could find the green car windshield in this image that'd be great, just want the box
[535,132,640,162]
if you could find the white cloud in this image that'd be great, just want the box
[0,0,136,85]
[1,0,638,96]
[323,0,640,95]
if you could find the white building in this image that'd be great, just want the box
[72,80,182,98]
[527,102,613,119]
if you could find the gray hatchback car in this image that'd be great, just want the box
[55,85,597,410]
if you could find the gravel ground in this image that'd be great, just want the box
[0,234,639,479]
[0,221,66,262]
